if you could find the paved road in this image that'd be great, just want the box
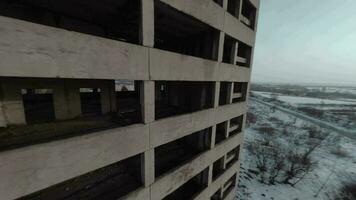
[251,97,356,140]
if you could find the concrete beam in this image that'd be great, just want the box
[0,16,149,80]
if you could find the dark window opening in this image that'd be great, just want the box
[232,82,248,103]
[115,80,142,126]
[211,189,222,200]
[155,128,211,178]
[0,0,140,44]
[22,89,55,124]
[212,156,225,180]
[226,146,240,169]
[222,174,237,198]
[219,82,231,106]
[213,0,223,7]
[237,41,252,68]
[227,0,241,18]
[155,1,220,61]
[80,88,102,116]
[21,154,143,200]
[163,167,209,200]
[0,78,144,152]
[229,115,243,136]
[155,81,214,120]
[222,35,236,65]
[241,0,256,30]
[215,121,228,144]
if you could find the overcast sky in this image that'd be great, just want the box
[252,0,356,85]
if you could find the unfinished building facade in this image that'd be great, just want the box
[0,0,259,199]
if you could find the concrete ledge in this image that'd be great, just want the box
[150,103,246,148]
[218,63,251,82]
[194,160,240,200]
[120,187,150,200]
[0,16,149,80]
[159,0,225,31]
[0,124,149,200]
[150,132,242,200]
[224,13,256,46]
[149,48,219,81]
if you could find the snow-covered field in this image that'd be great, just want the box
[236,100,356,200]
[252,92,356,105]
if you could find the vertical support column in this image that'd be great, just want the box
[223,0,228,10]
[217,32,225,63]
[238,0,244,20]
[53,81,81,120]
[0,81,26,125]
[101,80,117,114]
[213,82,221,108]
[141,81,155,124]
[140,0,155,47]
[231,41,239,66]
[227,82,234,104]
[141,149,155,187]
[210,126,217,149]
[208,165,213,186]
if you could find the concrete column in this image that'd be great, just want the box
[238,0,244,20]
[141,81,155,123]
[141,149,155,187]
[217,32,225,62]
[231,41,239,65]
[140,0,155,47]
[227,82,234,104]
[0,101,7,127]
[53,85,69,120]
[213,82,221,108]
[210,126,217,149]
[223,0,228,10]
[0,83,26,125]
[208,165,213,185]
[101,80,117,114]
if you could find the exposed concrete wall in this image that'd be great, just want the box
[0,124,149,200]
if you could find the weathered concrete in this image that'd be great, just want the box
[0,16,150,80]
[0,124,149,200]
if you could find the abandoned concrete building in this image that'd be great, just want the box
[0,0,259,199]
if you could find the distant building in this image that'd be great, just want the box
[0,0,259,199]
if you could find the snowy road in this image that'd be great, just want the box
[250,97,356,140]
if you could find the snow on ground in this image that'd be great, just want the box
[236,100,356,200]
[252,91,356,105]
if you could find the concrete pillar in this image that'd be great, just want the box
[141,149,155,187]
[227,82,234,104]
[0,101,7,127]
[238,0,244,20]
[210,126,217,149]
[231,41,239,65]
[217,32,225,62]
[208,165,213,186]
[141,81,155,123]
[0,82,26,125]
[101,80,117,114]
[140,0,155,47]
[213,82,221,108]
[223,0,228,10]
